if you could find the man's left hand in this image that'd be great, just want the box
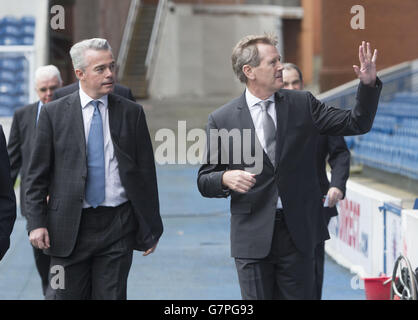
[353,41,378,87]
[143,241,158,256]
[327,187,343,208]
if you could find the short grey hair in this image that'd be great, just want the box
[283,63,303,83]
[34,65,62,86]
[69,38,112,71]
[231,34,279,83]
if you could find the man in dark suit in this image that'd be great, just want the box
[0,125,16,261]
[53,80,135,102]
[197,34,381,299]
[282,63,350,300]
[7,65,63,295]
[25,38,163,299]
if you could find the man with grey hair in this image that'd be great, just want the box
[53,43,134,101]
[25,38,162,299]
[8,64,63,297]
[198,34,381,299]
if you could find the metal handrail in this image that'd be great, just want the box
[117,0,141,80]
[318,59,418,108]
[145,0,167,80]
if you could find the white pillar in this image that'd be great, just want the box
[276,17,284,61]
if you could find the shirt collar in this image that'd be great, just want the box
[38,101,43,108]
[79,85,108,109]
[245,88,275,109]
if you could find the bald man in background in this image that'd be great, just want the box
[283,63,350,299]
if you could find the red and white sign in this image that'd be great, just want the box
[326,179,402,277]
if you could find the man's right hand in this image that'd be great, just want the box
[29,228,50,250]
[353,41,377,87]
[222,170,256,193]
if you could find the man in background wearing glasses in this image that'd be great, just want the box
[7,64,63,298]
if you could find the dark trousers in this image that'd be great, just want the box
[314,215,331,300]
[314,240,325,300]
[47,201,136,300]
[32,246,50,296]
[234,211,316,300]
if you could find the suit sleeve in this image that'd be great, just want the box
[327,136,350,198]
[197,114,230,198]
[24,108,53,232]
[0,126,16,260]
[135,108,163,239]
[310,78,382,136]
[7,112,22,186]
[136,108,158,199]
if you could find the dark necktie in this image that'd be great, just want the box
[259,100,276,166]
[85,100,105,208]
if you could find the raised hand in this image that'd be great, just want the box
[353,41,378,87]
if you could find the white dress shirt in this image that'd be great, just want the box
[245,89,277,152]
[36,101,43,124]
[245,88,282,209]
[79,87,128,208]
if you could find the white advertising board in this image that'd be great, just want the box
[401,210,418,270]
[326,179,402,277]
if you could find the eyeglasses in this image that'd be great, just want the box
[38,86,58,92]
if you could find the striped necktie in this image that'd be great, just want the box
[259,100,276,166]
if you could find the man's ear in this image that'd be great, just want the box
[74,68,84,81]
[242,65,254,81]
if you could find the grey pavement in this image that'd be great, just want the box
[0,164,365,300]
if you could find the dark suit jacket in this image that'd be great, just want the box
[53,82,135,102]
[7,102,39,218]
[25,91,163,257]
[317,135,350,221]
[0,125,17,260]
[198,79,382,259]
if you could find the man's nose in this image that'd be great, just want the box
[105,67,114,77]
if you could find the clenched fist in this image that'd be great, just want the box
[222,170,256,193]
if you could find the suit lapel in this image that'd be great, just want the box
[30,101,39,134]
[107,93,122,145]
[237,93,255,131]
[66,91,87,157]
[275,90,288,168]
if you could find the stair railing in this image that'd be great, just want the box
[117,0,141,80]
[145,0,168,81]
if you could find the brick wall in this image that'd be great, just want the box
[320,0,418,91]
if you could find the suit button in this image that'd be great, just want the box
[81,175,86,180]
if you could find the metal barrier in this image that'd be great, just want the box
[378,202,402,275]
[318,59,418,107]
